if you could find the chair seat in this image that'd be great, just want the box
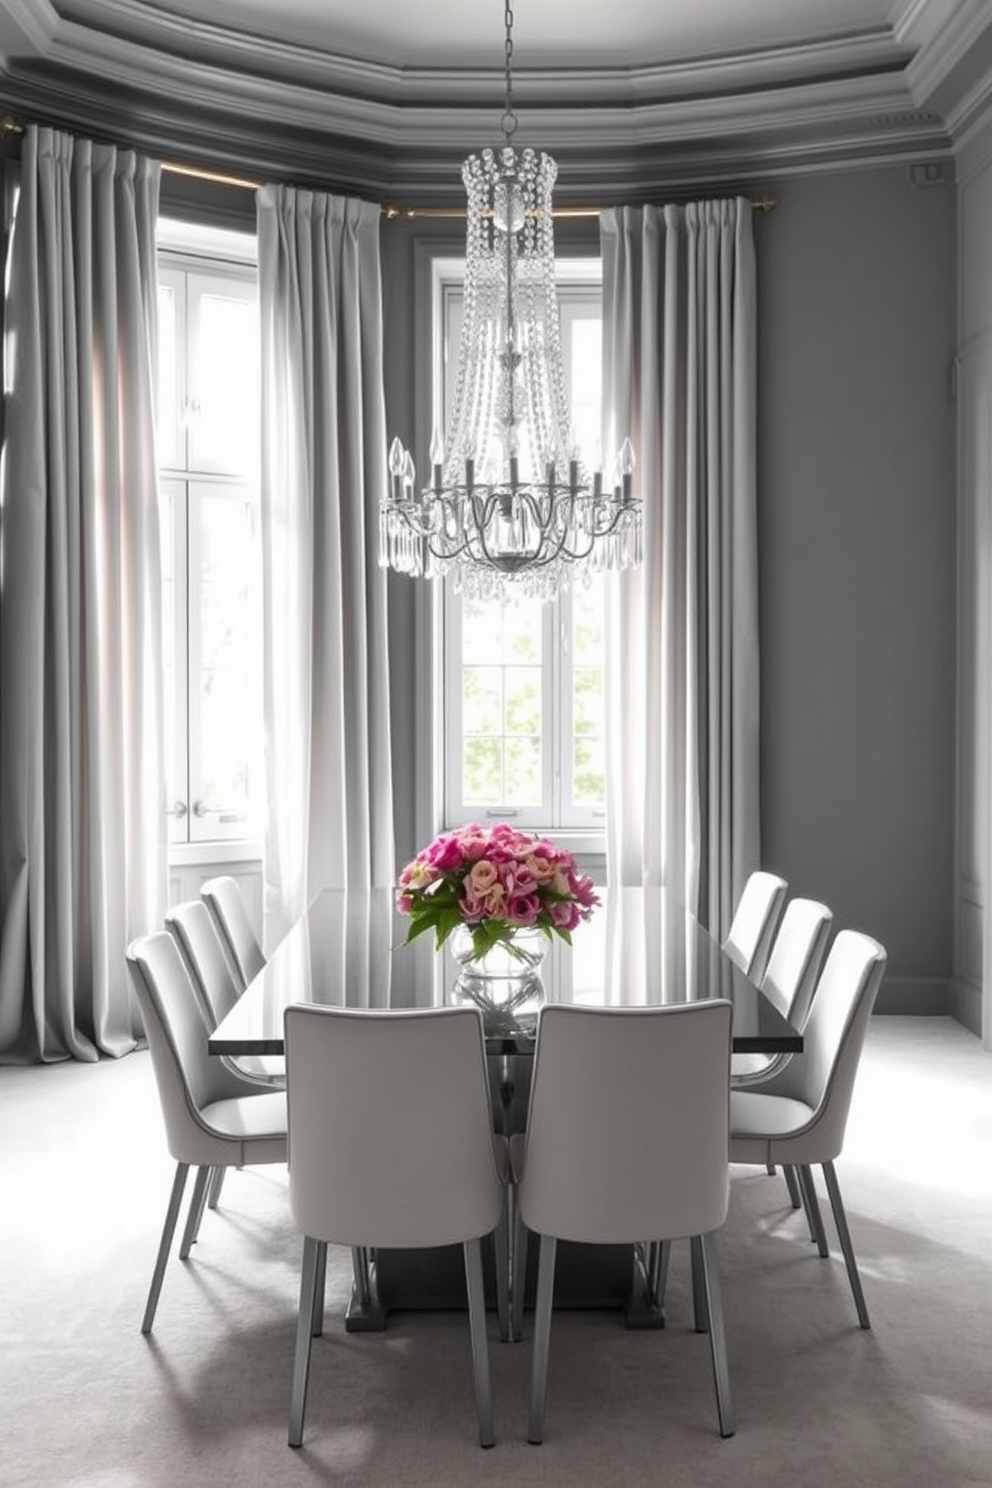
[233,1053,287,1084]
[730,1051,775,1081]
[204,1091,288,1155]
[729,1089,815,1165]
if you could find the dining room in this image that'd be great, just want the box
[1,1,991,1483]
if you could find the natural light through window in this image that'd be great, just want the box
[156,221,263,850]
[441,263,605,841]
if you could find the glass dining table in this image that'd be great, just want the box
[208,884,801,1330]
[208,884,801,1061]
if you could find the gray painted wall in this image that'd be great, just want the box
[383,169,958,1011]
[756,165,957,1011]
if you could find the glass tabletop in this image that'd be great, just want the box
[208,886,802,1057]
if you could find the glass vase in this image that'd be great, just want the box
[449,923,548,1018]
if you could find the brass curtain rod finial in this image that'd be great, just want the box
[1,116,26,138]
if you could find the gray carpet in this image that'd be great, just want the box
[2,1016,990,1487]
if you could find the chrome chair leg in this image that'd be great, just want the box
[647,1238,671,1308]
[782,1164,802,1209]
[527,1234,557,1444]
[492,1207,510,1342]
[179,1164,212,1259]
[142,1161,189,1334]
[511,1197,527,1343]
[207,1166,226,1210]
[798,1164,830,1257]
[463,1237,496,1448]
[690,1234,708,1332]
[698,1230,735,1439]
[311,1240,328,1337]
[822,1160,871,1329]
[289,1234,321,1448]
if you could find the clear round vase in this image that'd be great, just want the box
[449,923,548,1020]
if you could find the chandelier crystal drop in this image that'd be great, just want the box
[380,2,641,602]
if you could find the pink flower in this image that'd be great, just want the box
[467,859,499,895]
[506,892,540,926]
[425,832,465,873]
[551,900,582,931]
[458,890,486,922]
[483,885,507,916]
[524,853,555,884]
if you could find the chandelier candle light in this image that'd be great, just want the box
[380,2,642,601]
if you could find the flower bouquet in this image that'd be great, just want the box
[396,820,599,961]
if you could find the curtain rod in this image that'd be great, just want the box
[2,125,779,214]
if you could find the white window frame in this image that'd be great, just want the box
[434,257,606,853]
[156,220,263,859]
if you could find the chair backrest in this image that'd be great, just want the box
[766,928,887,1158]
[126,932,251,1159]
[201,876,265,989]
[517,1002,733,1245]
[760,897,833,1027]
[724,871,788,982]
[165,899,241,1029]
[284,1005,506,1250]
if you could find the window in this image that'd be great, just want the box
[156,222,263,848]
[439,262,605,844]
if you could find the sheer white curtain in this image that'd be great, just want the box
[256,186,394,947]
[0,126,165,1063]
[601,199,759,937]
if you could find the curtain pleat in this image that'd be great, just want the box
[257,186,394,948]
[601,199,759,938]
[0,126,165,1063]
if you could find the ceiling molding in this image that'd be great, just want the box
[0,0,58,62]
[903,0,992,105]
[0,0,979,195]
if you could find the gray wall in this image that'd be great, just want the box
[381,172,958,1010]
[756,165,957,1010]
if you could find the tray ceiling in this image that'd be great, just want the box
[1,0,990,199]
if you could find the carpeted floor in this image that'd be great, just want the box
[2,1016,990,1487]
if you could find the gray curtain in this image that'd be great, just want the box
[601,199,759,937]
[0,126,166,1063]
[256,186,394,947]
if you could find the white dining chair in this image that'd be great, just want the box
[166,898,286,1088]
[201,875,266,990]
[724,870,788,984]
[731,896,833,1087]
[729,928,887,1328]
[283,1004,510,1450]
[125,931,287,1334]
[512,1001,735,1442]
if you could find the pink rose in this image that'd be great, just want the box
[467,859,499,895]
[483,885,506,916]
[506,892,540,926]
[551,900,582,931]
[458,890,485,922]
[524,853,555,884]
[426,833,465,872]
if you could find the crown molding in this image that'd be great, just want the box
[902,0,992,106]
[0,0,58,62]
[0,0,961,196]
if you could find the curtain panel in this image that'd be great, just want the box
[601,199,759,937]
[0,126,165,1063]
[256,186,394,948]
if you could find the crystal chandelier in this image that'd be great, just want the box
[379,2,641,602]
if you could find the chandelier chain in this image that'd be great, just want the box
[502,2,517,142]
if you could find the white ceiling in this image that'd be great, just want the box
[1,0,990,198]
[135,0,903,69]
